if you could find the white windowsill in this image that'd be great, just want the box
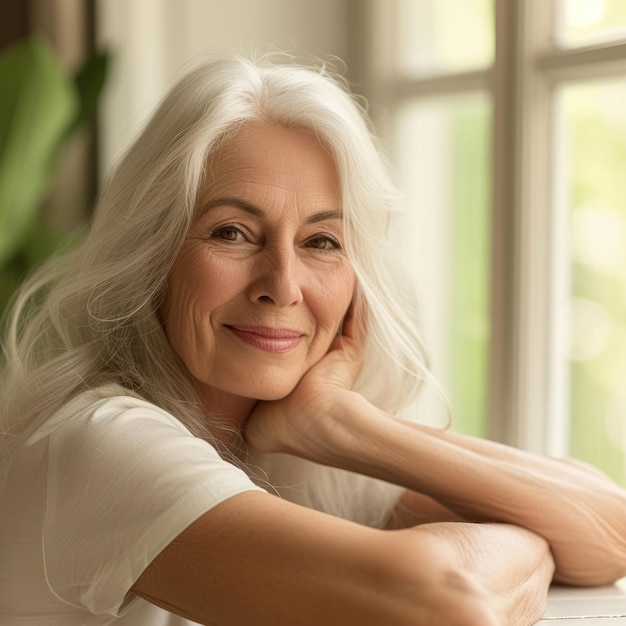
[538,577,626,623]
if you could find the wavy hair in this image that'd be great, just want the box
[0,52,433,480]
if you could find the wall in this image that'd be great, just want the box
[96,0,354,173]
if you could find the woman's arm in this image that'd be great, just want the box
[384,489,468,529]
[244,311,626,587]
[248,389,626,586]
[131,490,553,626]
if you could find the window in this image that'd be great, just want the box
[356,0,626,485]
[558,78,626,481]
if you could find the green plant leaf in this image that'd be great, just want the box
[0,38,78,266]
[21,219,66,266]
[68,49,111,136]
[0,259,27,319]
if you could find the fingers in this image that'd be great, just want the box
[327,295,366,374]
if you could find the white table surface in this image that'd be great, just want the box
[537,577,626,624]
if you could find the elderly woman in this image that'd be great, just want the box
[0,53,625,626]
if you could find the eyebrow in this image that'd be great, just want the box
[201,197,343,224]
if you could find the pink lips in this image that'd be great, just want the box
[226,325,303,353]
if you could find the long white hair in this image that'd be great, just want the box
[0,52,432,479]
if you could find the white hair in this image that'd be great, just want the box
[0,52,433,480]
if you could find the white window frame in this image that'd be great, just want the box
[352,0,626,453]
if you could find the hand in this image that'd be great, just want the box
[244,299,365,456]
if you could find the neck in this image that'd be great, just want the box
[194,384,258,441]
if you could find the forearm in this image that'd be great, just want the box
[385,489,468,529]
[290,392,626,585]
[133,491,550,626]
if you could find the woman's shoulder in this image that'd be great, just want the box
[30,383,193,445]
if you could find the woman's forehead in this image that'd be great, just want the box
[210,123,334,170]
[201,123,340,198]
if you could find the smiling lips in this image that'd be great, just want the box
[226,325,304,353]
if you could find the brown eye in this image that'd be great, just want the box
[306,234,341,250]
[212,226,246,242]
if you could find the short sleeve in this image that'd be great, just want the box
[42,394,264,617]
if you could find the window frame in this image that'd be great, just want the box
[352,0,626,453]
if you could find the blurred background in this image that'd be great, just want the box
[1,0,625,485]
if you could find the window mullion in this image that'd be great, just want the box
[540,40,626,82]
[492,0,566,453]
[489,0,517,445]
[392,69,492,98]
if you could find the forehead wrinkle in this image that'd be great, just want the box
[202,163,304,200]
[209,164,327,192]
[198,182,293,219]
[198,126,342,220]
[206,139,339,194]
[198,178,341,219]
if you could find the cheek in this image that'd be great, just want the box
[161,257,214,346]
[309,267,356,335]
[160,277,198,357]
[164,250,233,319]
[162,251,254,352]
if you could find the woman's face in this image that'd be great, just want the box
[161,123,356,411]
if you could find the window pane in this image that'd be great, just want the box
[396,0,494,77]
[559,79,626,486]
[557,0,626,47]
[393,94,492,436]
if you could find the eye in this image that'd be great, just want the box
[210,225,248,242]
[305,234,342,251]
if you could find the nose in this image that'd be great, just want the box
[247,246,304,308]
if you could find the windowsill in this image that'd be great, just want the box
[538,577,626,623]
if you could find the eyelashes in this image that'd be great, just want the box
[304,234,342,250]
[210,225,249,242]
[208,224,343,251]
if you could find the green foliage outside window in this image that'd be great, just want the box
[565,80,626,486]
[0,37,109,319]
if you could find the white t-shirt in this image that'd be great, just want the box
[0,387,402,625]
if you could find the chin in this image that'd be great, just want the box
[248,386,298,402]
[239,377,301,402]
